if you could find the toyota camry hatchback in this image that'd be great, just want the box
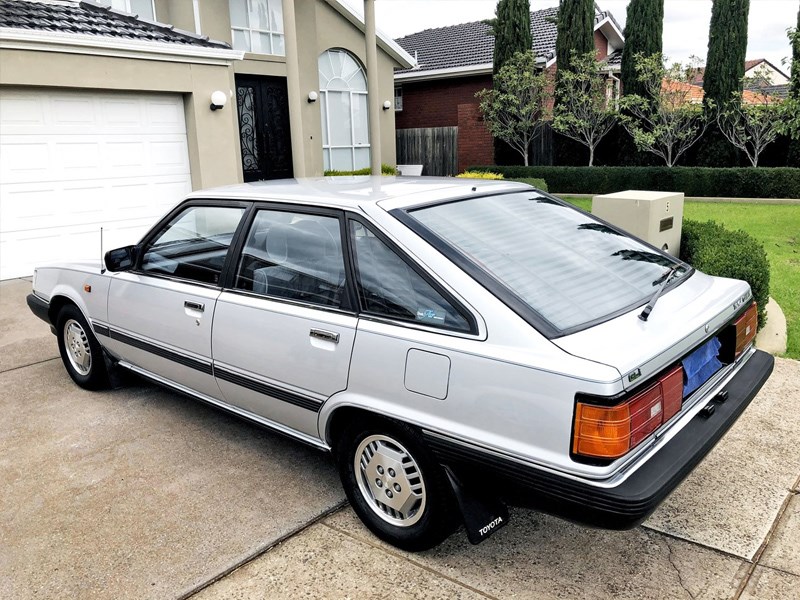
[28,177,773,551]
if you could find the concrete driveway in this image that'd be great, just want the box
[1,278,798,599]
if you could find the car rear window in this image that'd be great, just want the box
[408,192,688,335]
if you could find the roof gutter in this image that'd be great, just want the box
[396,63,492,82]
[0,28,244,65]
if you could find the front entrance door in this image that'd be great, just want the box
[235,76,293,181]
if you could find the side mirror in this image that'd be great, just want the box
[104,245,138,272]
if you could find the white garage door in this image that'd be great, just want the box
[0,89,193,280]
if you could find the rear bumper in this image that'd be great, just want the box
[425,349,774,529]
[27,293,51,326]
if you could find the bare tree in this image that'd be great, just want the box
[553,51,618,166]
[619,54,709,167]
[476,51,552,166]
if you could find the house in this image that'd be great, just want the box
[690,58,791,98]
[393,5,624,174]
[661,79,777,106]
[0,0,413,279]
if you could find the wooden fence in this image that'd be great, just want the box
[396,127,458,176]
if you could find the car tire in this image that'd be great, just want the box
[56,304,109,390]
[335,417,457,551]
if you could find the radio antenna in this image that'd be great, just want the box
[100,227,105,274]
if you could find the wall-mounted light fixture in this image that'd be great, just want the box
[210,90,227,111]
[382,100,392,110]
[308,91,318,103]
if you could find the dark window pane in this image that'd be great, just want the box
[236,210,345,308]
[140,206,244,285]
[350,220,471,332]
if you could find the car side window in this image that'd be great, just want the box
[235,210,346,308]
[349,220,472,332]
[140,205,245,285]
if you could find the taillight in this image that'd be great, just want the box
[573,366,683,460]
[734,302,758,357]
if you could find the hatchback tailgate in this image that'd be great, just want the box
[553,271,752,389]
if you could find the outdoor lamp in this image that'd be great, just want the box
[308,91,318,103]
[210,90,227,111]
[383,100,392,110]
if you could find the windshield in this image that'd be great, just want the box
[408,192,689,334]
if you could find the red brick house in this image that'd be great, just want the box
[393,6,624,174]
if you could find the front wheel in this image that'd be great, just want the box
[335,418,457,551]
[56,304,108,390]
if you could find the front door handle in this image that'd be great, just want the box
[184,301,205,312]
[310,328,339,343]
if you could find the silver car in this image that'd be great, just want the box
[28,177,773,551]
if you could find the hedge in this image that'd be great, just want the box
[680,220,770,329]
[467,166,800,198]
[325,164,398,176]
[511,177,548,192]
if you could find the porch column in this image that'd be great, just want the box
[282,0,306,177]
[364,0,381,175]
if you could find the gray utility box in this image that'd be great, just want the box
[591,190,684,257]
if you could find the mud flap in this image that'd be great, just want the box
[103,351,125,390]
[444,465,509,544]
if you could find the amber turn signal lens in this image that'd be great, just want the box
[734,302,758,357]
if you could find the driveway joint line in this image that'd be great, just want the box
[641,525,755,563]
[321,520,501,600]
[179,500,348,600]
[731,487,797,599]
[0,356,59,375]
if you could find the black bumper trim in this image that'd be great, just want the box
[27,293,51,325]
[424,349,774,529]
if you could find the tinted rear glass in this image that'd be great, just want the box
[410,193,687,333]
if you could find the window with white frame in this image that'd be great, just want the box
[394,86,403,111]
[97,0,155,20]
[229,0,285,56]
[318,49,370,172]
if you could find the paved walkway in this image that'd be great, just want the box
[1,278,797,599]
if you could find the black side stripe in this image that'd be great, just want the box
[108,329,213,375]
[215,367,323,413]
[93,324,110,337]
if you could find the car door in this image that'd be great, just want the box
[212,206,357,439]
[105,202,248,399]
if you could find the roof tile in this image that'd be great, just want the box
[0,0,230,48]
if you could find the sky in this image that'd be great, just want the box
[342,0,798,74]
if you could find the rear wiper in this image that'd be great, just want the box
[639,264,683,322]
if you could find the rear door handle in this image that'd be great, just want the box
[184,301,205,312]
[310,328,339,343]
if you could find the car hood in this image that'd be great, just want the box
[553,271,752,389]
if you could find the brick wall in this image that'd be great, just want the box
[456,103,493,172]
[594,30,608,60]
[395,75,492,129]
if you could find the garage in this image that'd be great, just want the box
[0,88,192,279]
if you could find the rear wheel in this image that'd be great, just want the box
[56,304,108,390]
[335,418,457,551]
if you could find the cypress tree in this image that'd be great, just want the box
[620,0,664,97]
[703,0,751,111]
[788,5,800,166]
[491,0,533,74]
[555,0,595,77]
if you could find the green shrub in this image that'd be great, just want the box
[456,171,505,179]
[511,177,548,192]
[325,163,398,176]
[680,219,770,329]
[467,166,800,198]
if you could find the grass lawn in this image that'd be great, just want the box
[559,197,800,359]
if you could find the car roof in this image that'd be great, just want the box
[186,176,535,211]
